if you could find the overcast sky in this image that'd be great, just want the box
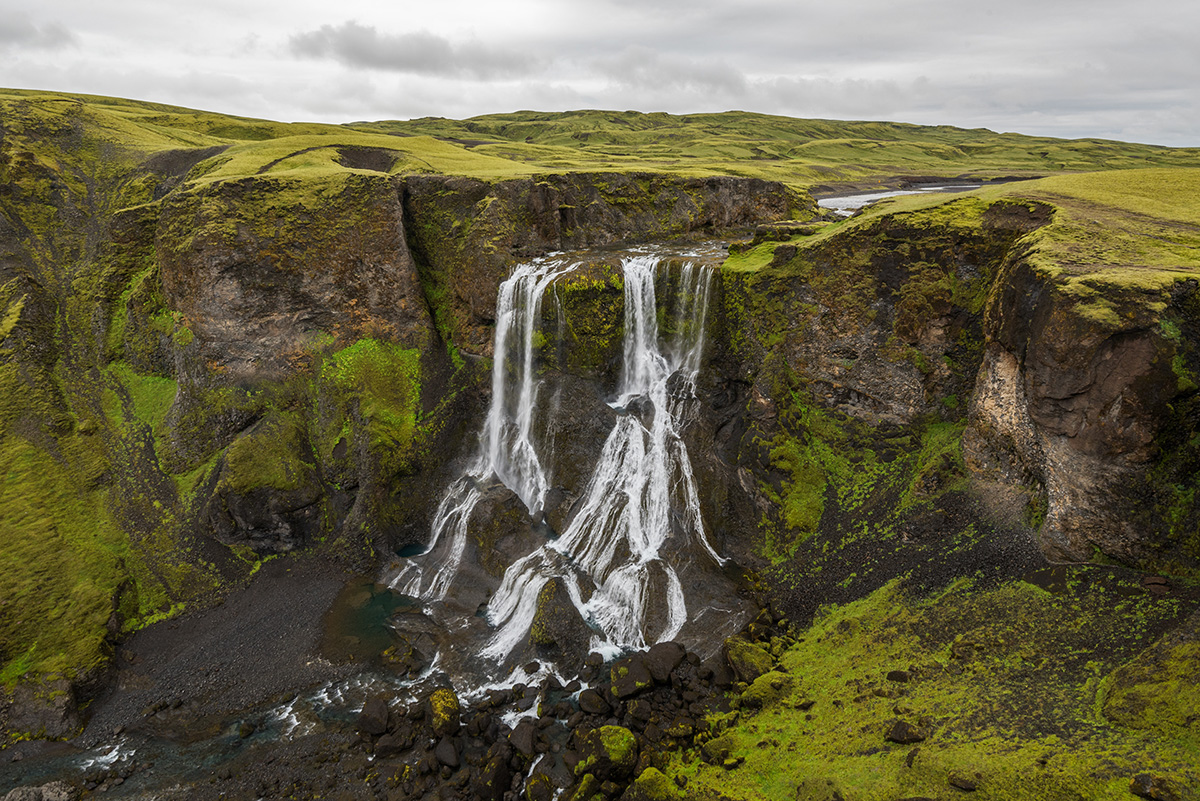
[2,0,1197,146]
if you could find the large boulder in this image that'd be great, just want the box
[575,725,639,781]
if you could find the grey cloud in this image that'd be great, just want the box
[289,21,537,79]
[594,46,748,95]
[0,16,77,50]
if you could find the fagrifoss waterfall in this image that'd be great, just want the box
[389,249,747,682]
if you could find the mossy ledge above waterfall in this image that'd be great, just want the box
[2,88,1200,797]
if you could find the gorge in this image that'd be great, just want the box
[2,92,1200,800]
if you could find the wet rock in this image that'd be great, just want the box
[611,655,654,699]
[643,641,687,683]
[434,736,460,768]
[356,696,390,736]
[529,577,592,664]
[575,725,639,780]
[885,719,926,744]
[509,718,538,757]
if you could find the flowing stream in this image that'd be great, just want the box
[390,250,732,670]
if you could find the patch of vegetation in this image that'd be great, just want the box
[0,437,131,684]
[670,575,1199,800]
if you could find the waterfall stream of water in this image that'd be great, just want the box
[390,250,728,668]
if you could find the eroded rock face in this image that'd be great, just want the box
[965,259,1190,565]
[157,172,435,383]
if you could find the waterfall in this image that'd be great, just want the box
[391,251,726,665]
[390,257,571,600]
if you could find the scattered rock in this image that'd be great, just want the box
[509,718,538,757]
[611,655,654,699]
[578,688,612,715]
[434,736,460,768]
[619,767,677,801]
[949,772,979,791]
[724,637,773,684]
[884,719,926,744]
[1130,773,1181,801]
[427,687,461,736]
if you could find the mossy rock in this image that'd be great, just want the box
[724,636,774,684]
[1103,611,1200,737]
[620,767,681,801]
[427,687,461,736]
[740,670,793,709]
[575,725,639,781]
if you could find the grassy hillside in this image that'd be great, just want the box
[351,109,1200,187]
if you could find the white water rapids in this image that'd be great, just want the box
[390,251,727,667]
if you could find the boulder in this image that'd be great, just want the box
[611,654,654,699]
[427,687,461,737]
[620,767,679,801]
[885,719,926,744]
[724,637,773,685]
[574,725,639,781]
[356,696,390,736]
[643,641,687,683]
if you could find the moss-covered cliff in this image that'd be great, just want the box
[0,91,803,730]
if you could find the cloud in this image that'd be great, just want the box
[288,21,537,79]
[594,46,747,96]
[0,15,77,50]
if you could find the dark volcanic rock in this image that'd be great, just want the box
[885,719,927,744]
[644,641,687,683]
[355,696,389,736]
[575,725,639,781]
[1130,772,1181,801]
[610,655,654,699]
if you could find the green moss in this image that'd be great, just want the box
[222,412,313,494]
[576,725,639,777]
[0,437,130,684]
[625,767,682,800]
[318,338,422,477]
[671,577,1199,800]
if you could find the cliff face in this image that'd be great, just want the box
[711,188,1200,578]
[965,260,1199,566]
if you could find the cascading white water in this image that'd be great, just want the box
[391,250,725,665]
[390,257,570,600]
[481,255,723,660]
